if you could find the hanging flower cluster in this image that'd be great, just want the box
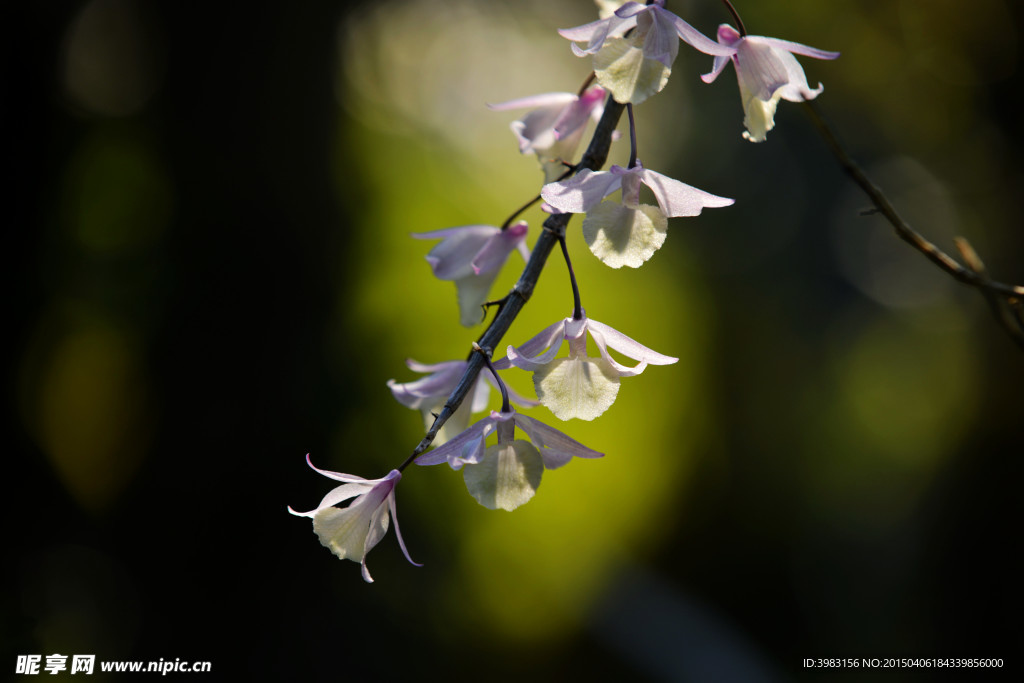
[289,0,838,581]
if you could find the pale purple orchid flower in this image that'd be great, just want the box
[416,408,603,511]
[488,86,607,182]
[541,161,733,268]
[702,24,839,142]
[496,311,676,421]
[288,456,421,583]
[387,358,538,445]
[559,1,735,104]
[413,221,529,327]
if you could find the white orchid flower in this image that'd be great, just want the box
[288,457,420,583]
[488,85,607,181]
[559,0,735,104]
[701,24,839,142]
[413,222,529,327]
[497,311,677,420]
[541,161,733,268]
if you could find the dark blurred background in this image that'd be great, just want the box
[5,0,1022,681]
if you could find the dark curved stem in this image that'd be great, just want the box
[559,234,584,321]
[627,104,638,169]
[501,194,543,230]
[720,0,747,36]
[577,72,596,98]
[474,343,510,413]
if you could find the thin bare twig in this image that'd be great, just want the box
[804,100,1024,349]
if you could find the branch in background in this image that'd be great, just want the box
[804,100,1024,349]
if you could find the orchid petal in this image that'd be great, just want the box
[610,164,643,208]
[361,495,392,581]
[469,376,492,413]
[287,479,371,518]
[582,201,668,269]
[588,326,649,377]
[387,363,461,409]
[612,2,648,19]
[754,36,840,62]
[471,221,528,275]
[312,503,376,565]
[542,169,622,214]
[587,318,678,366]
[463,440,543,511]
[734,38,801,102]
[301,454,370,484]
[552,87,604,141]
[586,320,675,378]
[510,105,571,155]
[700,54,730,84]
[768,48,824,102]
[453,270,499,327]
[433,396,476,446]
[715,24,743,47]
[592,36,671,105]
[513,413,604,469]
[314,483,372,512]
[639,6,680,69]
[388,493,422,568]
[739,79,779,143]
[559,13,635,57]
[558,17,612,46]
[413,225,498,280]
[404,358,460,374]
[507,341,562,372]
[506,318,565,360]
[486,91,577,111]
[534,356,621,421]
[640,168,734,217]
[415,414,493,467]
[666,10,736,57]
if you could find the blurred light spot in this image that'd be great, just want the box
[804,314,979,528]
[338,0,587,159]
[830,157,959,309]
[61,130,172,254]
[839,317,977,461]
[31,322,151,512]
[62,0,164,117]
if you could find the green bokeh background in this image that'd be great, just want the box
[6,0,1022,680]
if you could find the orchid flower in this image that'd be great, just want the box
[488,86,607,181]
[496,311,676,421]
[701,24,839,142]
[288,456,420,583]
[559,0,734,104]
[416,408,603,511]
[413,222,529,327]
[387,358,538,445]
[541,161,733,268]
